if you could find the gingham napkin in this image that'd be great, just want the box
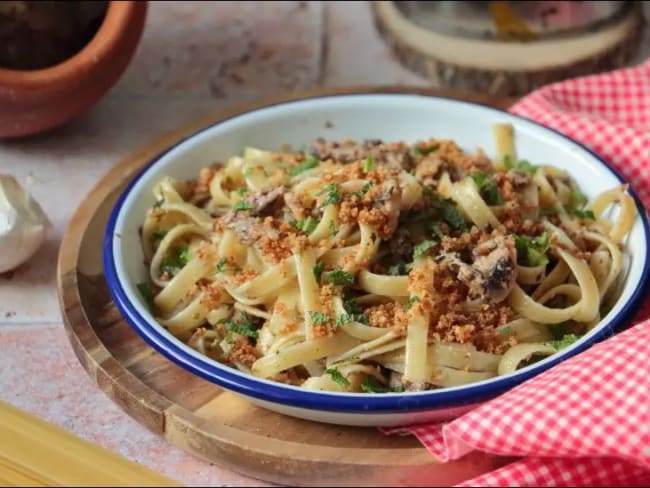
[383,60,650,487]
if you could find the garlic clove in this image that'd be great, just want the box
[0,175,50,273]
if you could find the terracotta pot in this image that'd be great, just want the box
[0,1,147,138]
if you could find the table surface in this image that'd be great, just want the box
[2,2,650,486]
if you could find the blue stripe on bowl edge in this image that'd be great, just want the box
[103,92,650,413]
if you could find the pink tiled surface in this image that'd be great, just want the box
[0,2,425,486]
[2,2,650,486]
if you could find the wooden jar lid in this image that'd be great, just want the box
[372,1,645,97]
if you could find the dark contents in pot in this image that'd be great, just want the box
[0,1,108,70]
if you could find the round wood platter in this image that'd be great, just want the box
[371,1,644,97]
[56,87,516,487]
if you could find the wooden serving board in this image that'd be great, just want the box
[56,87,516,487]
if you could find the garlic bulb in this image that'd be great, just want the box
[0,175,49,273]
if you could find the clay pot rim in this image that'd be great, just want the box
[0,1,140,90]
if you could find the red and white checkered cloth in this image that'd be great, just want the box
[383,60,650,487]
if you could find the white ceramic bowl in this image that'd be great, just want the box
[104,93,650,426]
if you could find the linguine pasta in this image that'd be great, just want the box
[137,125,637,393]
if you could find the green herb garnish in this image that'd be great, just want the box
[335,313,368,326]
[499,326,514,336]
[439,201,466,231]
[309,311,332,325]
[354,182,372,199]
[360,376,402,393]
[137,282,155,311]
[319,183,342,208]
[430,196,466,231]
[514,232,550,267]
[152,230,167,243]
[313,262,325,283]
[504,155,537,174]
[387,262,413,276]
[235,187,249,196]
[413,240,436,258]
[343,290,364,315]
[363,156,375,173]
[325,368,351,387]
[470,172,503,205]
[161,246,192,276]
[412,144,438,157]
[292,216,318,234]
[405,296,420,310]
[565,207,595,220]
[569,189,588,208]
[328,220,337,238]
[547,333,579,351]
[325,269,355,286]
[430,222,445,240]
[215,257,241,274]
[219,316,259,339]
[289,157,319,177]
[233,200,254,211]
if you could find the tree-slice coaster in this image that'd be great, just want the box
[57,87,516,486]
[372,1,645,97]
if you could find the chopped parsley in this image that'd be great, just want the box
[152,230,167,243]
[325,368,351,387]
[405,295,420,310]
[215,257,241,274]
[361,376,402,393]
[343,290,364,315]
[499,326,514,336]
[309,311,332,325]
[514,232,550,267]
[137,282,155,311]
[413,240,436,258]
[319,183,342,208]
[242,166,254,177]
[312,262,325,283]
[412,144,438,157]
[335,313,368,326]
[219,316,259,339]
[233,200,254,211]
[565,207,595,220]
[354,182,372,199]
[470,172,503,205]
[235,187,249,197]
[430,222,445,240]
[325,269,355,286]
[292,216,318,234]
[569,189,588,208]
[362,156,374,173]
[387,262,413,276]
[328,220,337,238]
[161,246,192,276]
[504,155,537,174]
[289,157,319,177]
[547,333,579,351]
[433,197,466,231]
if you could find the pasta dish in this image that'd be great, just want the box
[137,124,636,393]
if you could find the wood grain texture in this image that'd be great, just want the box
[371,1,644,97]
[56,87,516,486]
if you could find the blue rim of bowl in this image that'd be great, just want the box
[103,92,650,413]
